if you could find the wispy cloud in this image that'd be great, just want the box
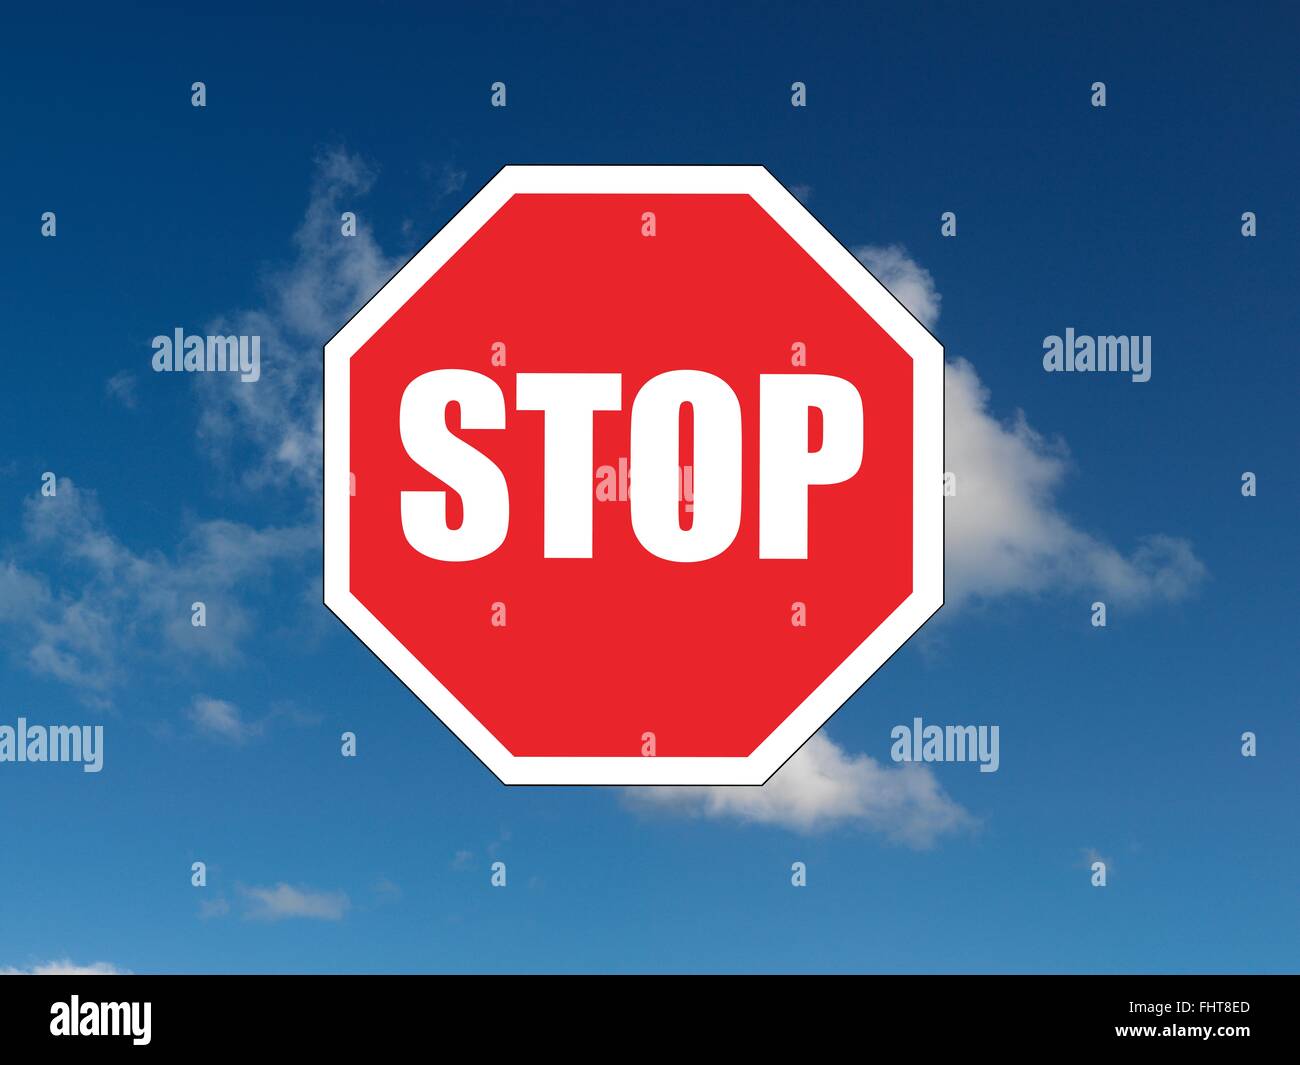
[424,160,468,200]
[372,877,402,903]
[188,696,263,744]
[196,147,401,502]
[2,958,128,975]
[0,478,312,698]
[198,897,231,920]
[0,149,391,706]
[105,370,139,409]
[239,883,350,922]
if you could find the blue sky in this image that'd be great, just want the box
[1,2,1296,973]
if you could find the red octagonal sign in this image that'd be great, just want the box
[324,166,943,784]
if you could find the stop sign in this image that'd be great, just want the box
[324,166,942,784]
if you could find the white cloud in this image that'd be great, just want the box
[3,958,128,975]
[188,696,262,744]
[857,242,1204,608]
[944,359,1205,606]
[855,244,942,330]
[626,734,972,844]
[239,883,349,921]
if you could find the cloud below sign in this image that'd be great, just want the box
[624,733,974,844]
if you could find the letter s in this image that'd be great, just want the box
[400,370,509,561]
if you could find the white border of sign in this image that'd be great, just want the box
[324,165,943,785]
